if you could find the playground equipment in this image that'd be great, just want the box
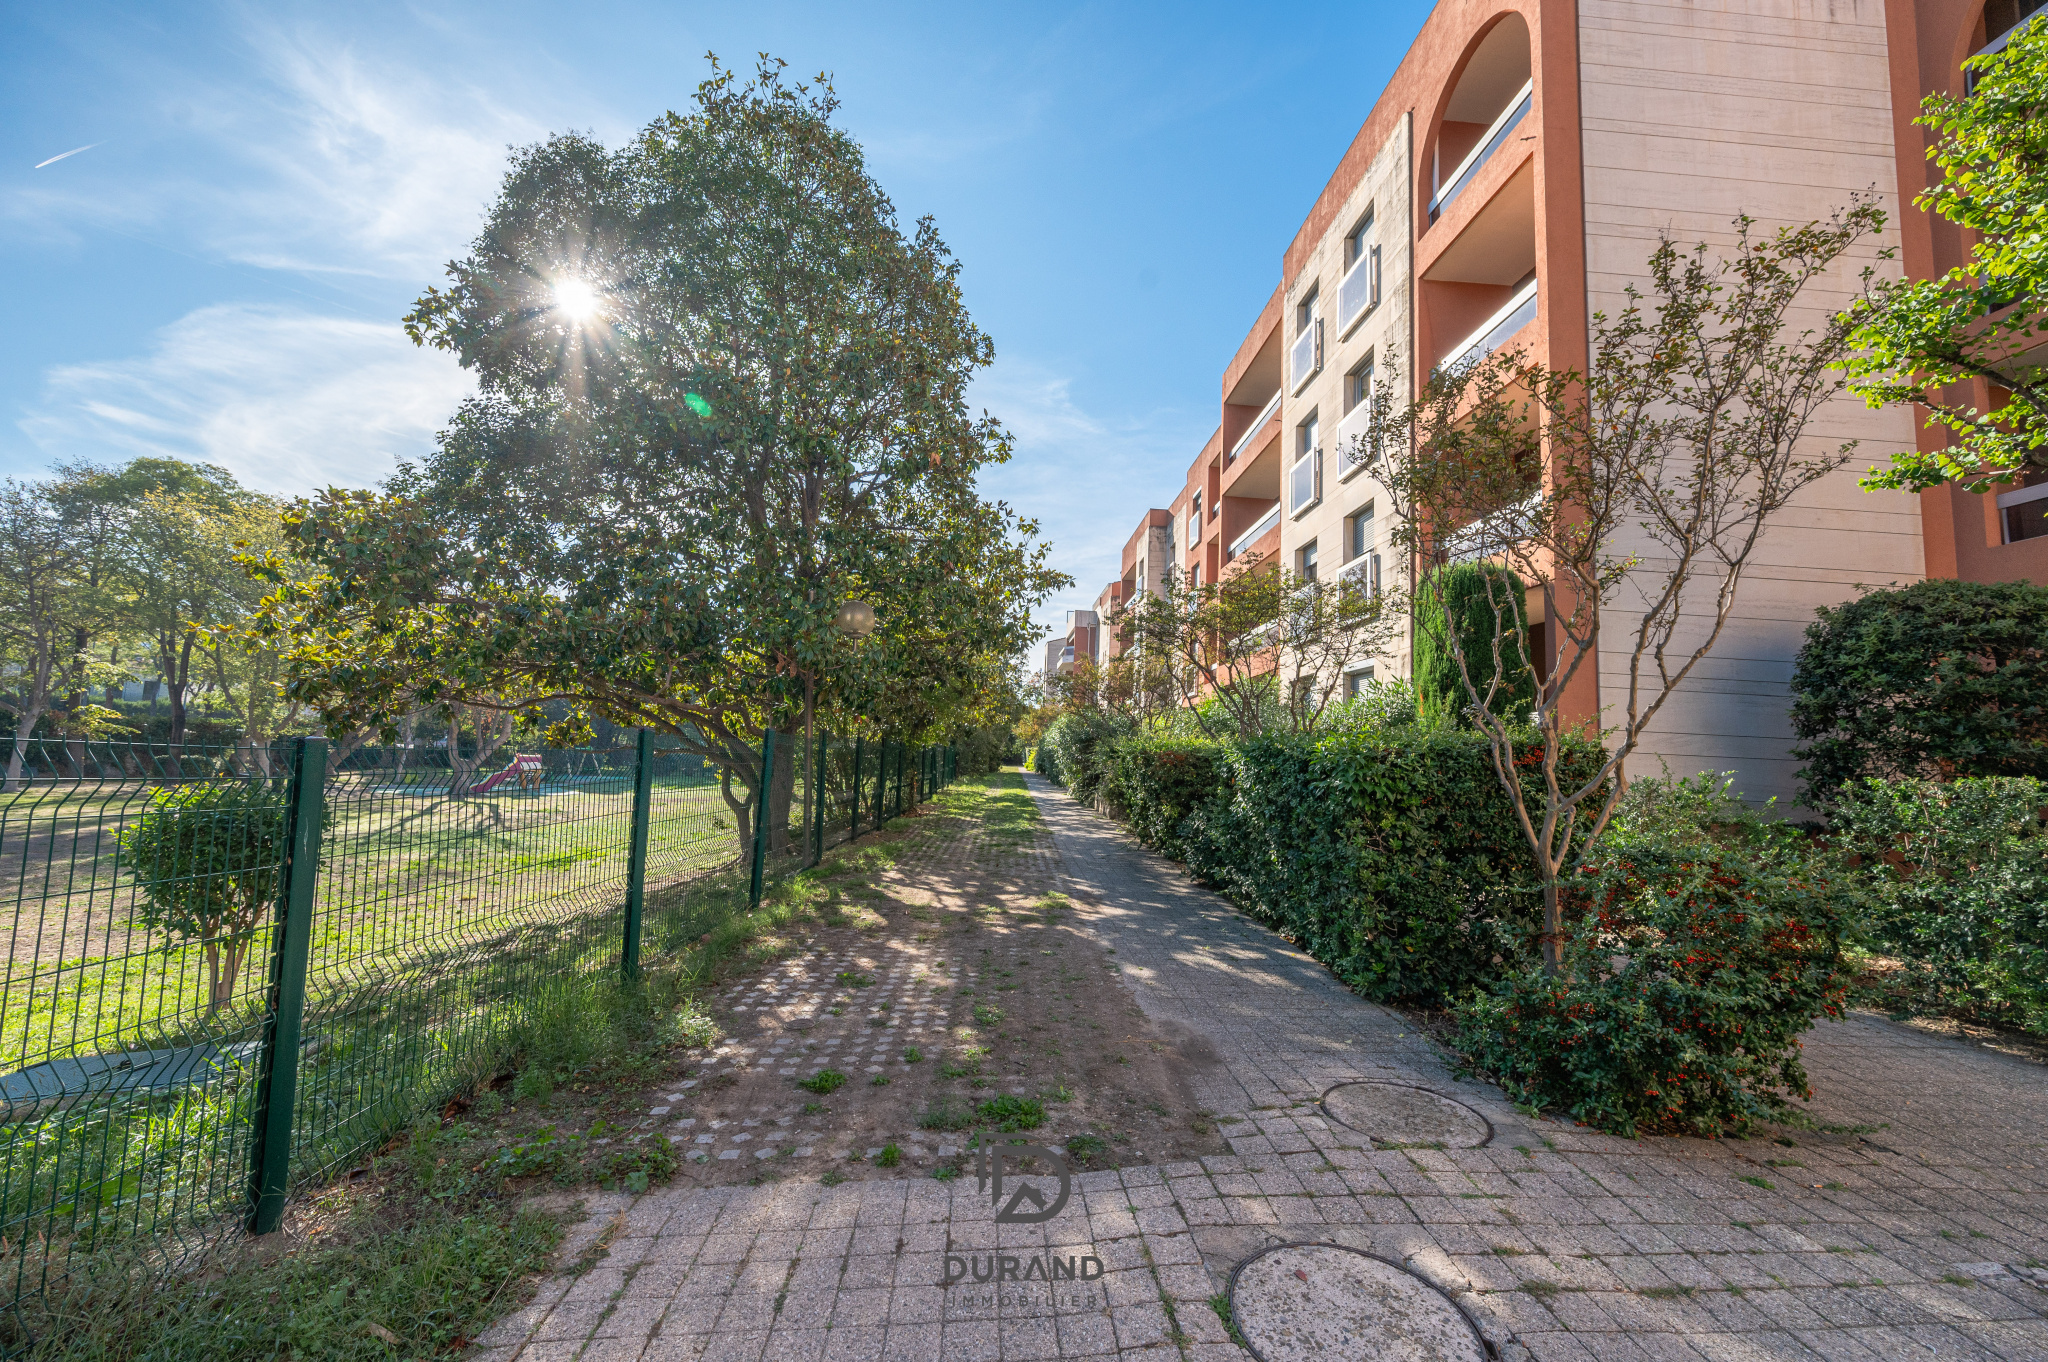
[469,753,545,794]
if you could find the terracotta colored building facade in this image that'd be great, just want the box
[1088,0,2044,807]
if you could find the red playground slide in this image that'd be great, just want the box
[469,753,544,795]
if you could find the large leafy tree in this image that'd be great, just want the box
[257,59,1061,856]
[1848,20,2048,491]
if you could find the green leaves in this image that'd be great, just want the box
[1454,774,1851,1138]
[1789,578,2048,801]
[259,57,1063,846]
[1846,20,2048,490]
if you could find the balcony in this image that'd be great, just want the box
[1288,448,1321,517]
[1430,80,1532,225]
[1442,278,1538,372]
[1289,319,1322,395]
[1227,505,1281,562]
[1445,491,1542,563]
[1340,551,1383,597]
[1335,401,1374,479]
[1337,245,1381,336]
[1228,390,1282,464]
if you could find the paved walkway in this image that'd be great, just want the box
[472,774,2048,1362]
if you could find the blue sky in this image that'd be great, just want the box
[3,0,1427,655]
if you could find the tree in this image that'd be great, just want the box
[0,482,86,790]
[1115,556,1399,743]
[254,58,1062,862]
[1414,562,1533,725]
[120,781,289,1015]
[1349,204,1885,973]
[1790,578,2048,800]
[1847,20,2048,492]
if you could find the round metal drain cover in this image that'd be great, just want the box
[1322,1082,1491,1147]
[1229,1243,1486,1362]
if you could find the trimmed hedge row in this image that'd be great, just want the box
[1074,723,1605,1002]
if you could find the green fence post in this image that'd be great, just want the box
[812,729,828,866]
[750,730,776,909]
[624,728,654,980]
[247,735,328,1235]
[894,743,904,818]
[875,741,888,829]
[850,736,864,835]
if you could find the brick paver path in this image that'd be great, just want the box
[472,774,2048,1362]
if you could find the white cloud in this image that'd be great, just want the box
[17,304,470,495]
[196,29,557,279]
[970,358,1207,653]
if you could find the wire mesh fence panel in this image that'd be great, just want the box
[0,740,289,1340]
[0,731,759,1344]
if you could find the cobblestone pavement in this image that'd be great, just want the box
[471,774,2048,1362]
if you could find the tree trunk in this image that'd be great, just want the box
[767,735,797,859]
[1540,878,1563,975]
[5,703,44,794]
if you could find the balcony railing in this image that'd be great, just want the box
[1442,278,1539,372]
[1967,12,2041,90]
[1288,447,1321,516]
[1341,551,1383,597]
[1335,400,1374,476]
[1227,390,1282,464]
[1289,318,1323,394]
[1429,80,1533,224]
[1445,491,1542,563]
[1337,244,1381,335]
[1226,504,1281,562]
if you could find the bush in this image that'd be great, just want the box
[1035,710,1132,802]
[1832,776,2048,1030]
[1102,720,1603,1002]
[1095,733,1220,857]
[120,779,294,1015]
[1414,562,1533,725]
[1454,776,1851,1137]
[1791,578,2048,802]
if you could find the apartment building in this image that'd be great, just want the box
[1091,0,2043,807]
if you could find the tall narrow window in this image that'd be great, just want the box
[1346,501,1375,562]
[1189,492,1202,545]
[1298,539,1318,582]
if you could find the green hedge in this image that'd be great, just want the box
[1098,723,1604,1002]
[1034,710,1131,803]
[1791,578,2048,801]
[1832,776,2048,1031]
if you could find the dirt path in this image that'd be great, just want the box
[656,775,1224,1189]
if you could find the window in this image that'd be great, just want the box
[1346,362,1373,414]
[1290,290,1323,392]
[1297,539,1318,582]
[1338,210,1381,332]
[1345,208,1375,267]
[1290,414,1321,514]
[1189,492,1202,545]
[1346,502,1375,562]
[1345,666,1376,699]
[2000,477,2048,543]
[1189,564,1200,590]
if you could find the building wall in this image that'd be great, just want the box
[1279,113,1416,683]
[1576,0,1926,806]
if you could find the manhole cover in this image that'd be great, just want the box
[1229,1243,1486,1362]
[1321,1082,1491,1148]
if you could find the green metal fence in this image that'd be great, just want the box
[0,729,956,1349]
